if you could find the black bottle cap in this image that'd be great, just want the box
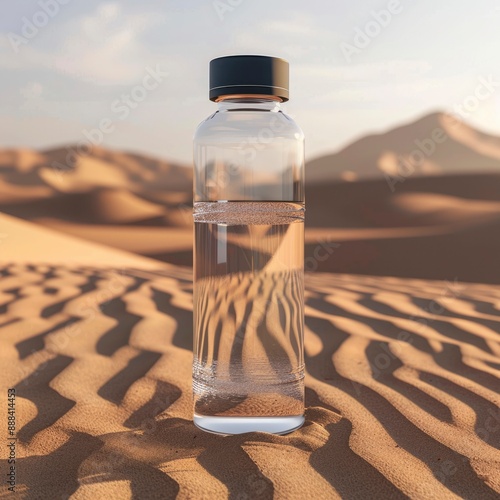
[209,55,289,102]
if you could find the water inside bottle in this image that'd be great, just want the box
[193,201,305,434]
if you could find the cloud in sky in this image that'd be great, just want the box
[0,0,499,162]
[53,3,166,84]
[3,2,167,84]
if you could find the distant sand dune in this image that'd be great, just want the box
[2,112,500,283]
[306,112,500,183]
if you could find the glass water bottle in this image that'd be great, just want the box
[193,55,305,434]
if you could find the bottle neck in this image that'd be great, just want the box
[216,95,282,112]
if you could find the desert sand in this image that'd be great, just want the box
[0,213,499,498]
[1,111,500,498]
[2,113,500,282]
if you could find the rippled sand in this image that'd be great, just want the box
[1,218,499,498]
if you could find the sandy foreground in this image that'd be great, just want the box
[0,214,499,499]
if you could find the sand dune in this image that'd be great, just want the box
[38,218,193,257]
[0,216,499,498]
[0,144,191,194]
[307,112,500,183]
[1,112,500,284]
[0,212,164,269]
[1,189,167,225]
[303,172,500,283]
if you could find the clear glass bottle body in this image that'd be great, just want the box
[193,96,305,434]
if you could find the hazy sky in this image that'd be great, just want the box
[1,0,499,163]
